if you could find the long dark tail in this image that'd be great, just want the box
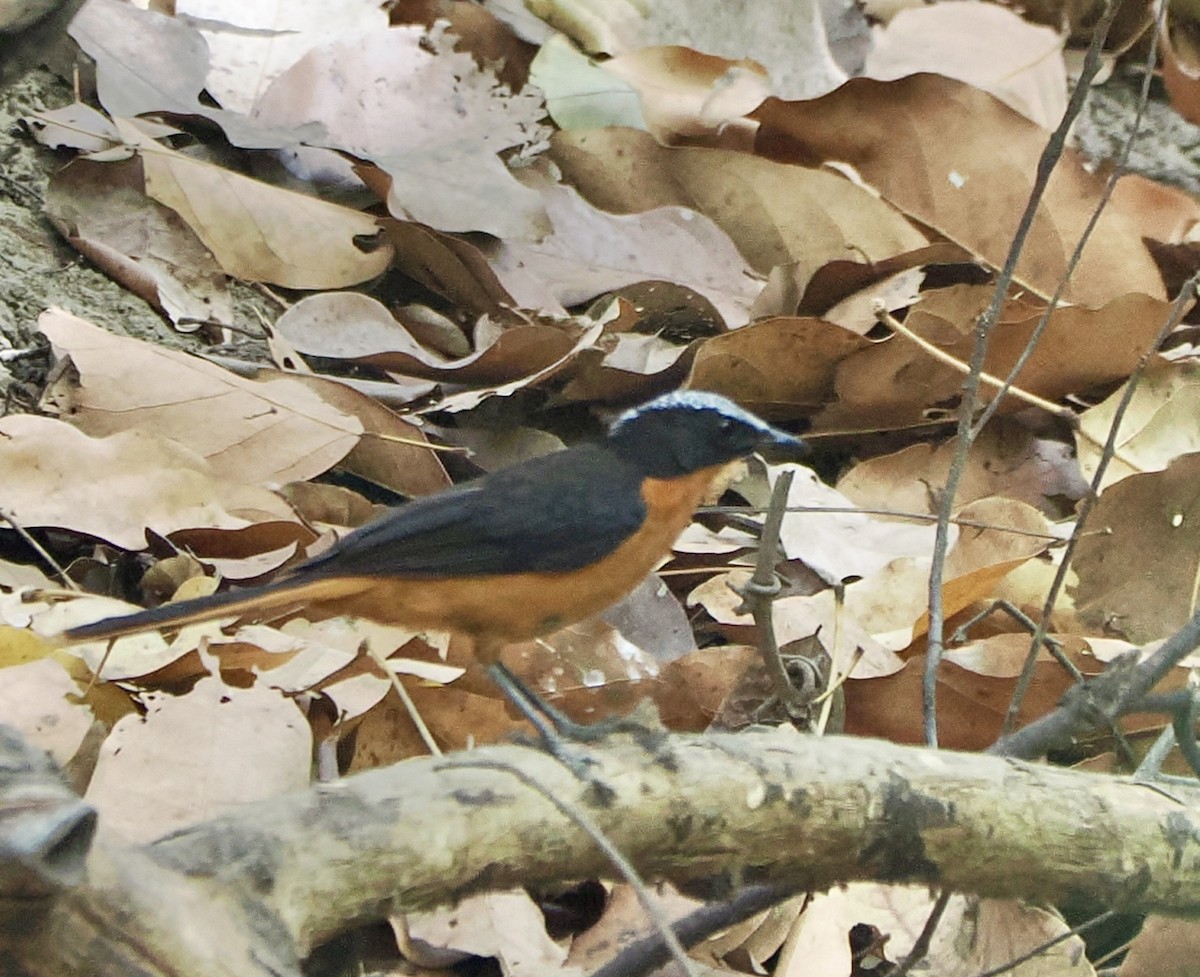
[62,576,373,643]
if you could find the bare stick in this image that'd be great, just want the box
[924,0,1123,746]
[732,469,810,717]
[890,889,951,977]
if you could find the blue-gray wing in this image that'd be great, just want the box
[295,445,648,579]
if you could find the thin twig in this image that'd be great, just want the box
[701,505,1062,542]
[876,307,1140,467]
[989,601,1200,759]
[876,307,1072,419]
[363,645,442,757]
[925,0,1123,747]
[0,507,78,589]
[441,757,699,977]
[1135,723,1179,781]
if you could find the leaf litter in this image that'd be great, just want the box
[3,0,1200,973]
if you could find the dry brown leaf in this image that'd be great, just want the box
[697,478,1050,670]
[84,671,311,843]
[843,645,1085,748]
[45,158,232,331]
[567,885,702,973]
[558,326,693,405]
[345,681,512,765]
[275,293,594,385]
[864,4,1067,128]
[113,118,393,288]
[69,0,321,149]
[381,219,532,320]
[600,572,696,664]
[1073,452,1200,643]
[39,308,363,487]
[822,268,925,336]
[688,567,905,678]
[774,464,945,584]
[446,423,566,474]
[627,0,850,100]
[500,617,660,725]
[816,287,1178,434]
[753,74,1193,305]
[1162,17,1200,128]
[653,644,760,730]
[0,414,294,550]
[793,242,971,318]
[550,127,928,276]
[425,316,607,413]
[166,522,317,581]
[686,317,870,417]
[1120,916,1200,977]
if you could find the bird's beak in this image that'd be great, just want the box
[759,426,810,460]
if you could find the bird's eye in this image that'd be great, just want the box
[718,417,736,434]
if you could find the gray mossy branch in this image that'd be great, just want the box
[6,725,1200,976]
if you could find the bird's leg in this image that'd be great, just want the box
[486,660,673,765]
[486,660,604,739]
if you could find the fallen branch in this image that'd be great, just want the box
[5,724,1200,975]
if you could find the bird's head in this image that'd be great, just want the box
[607,391,808,478]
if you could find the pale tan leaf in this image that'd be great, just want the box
[603,46,769,146]
[39,308,362,486]
[488,165,763,327]
[114,119,392,288]
[0,415,294,550]
[85,673,311,843]
[405,891,569,977]
[177,0,388,113]
[1076,357,1200,491]
[0,659,93,767]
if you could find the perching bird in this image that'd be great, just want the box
[63,390,806,737]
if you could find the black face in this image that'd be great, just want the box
[607,391,807,478]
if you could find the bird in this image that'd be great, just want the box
[62,390,807,741]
